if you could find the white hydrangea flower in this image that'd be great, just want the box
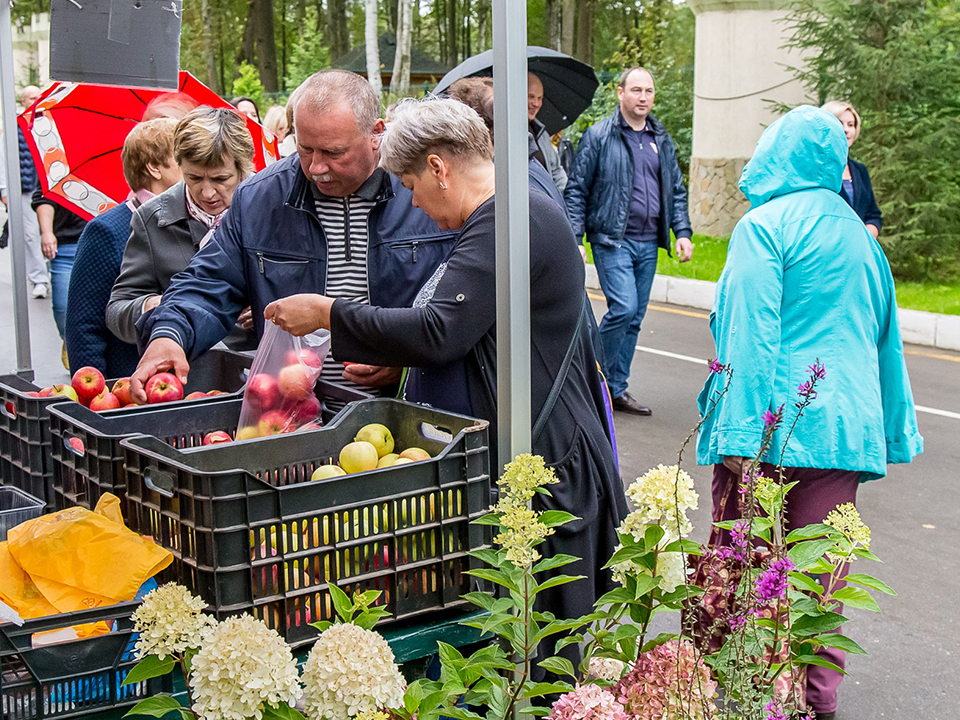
[302,623,405,720]
[190,615,302,720]
[587,656,626,682]
[131,583,216,660]
[623,464,698,539]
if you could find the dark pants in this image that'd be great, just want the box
[712,464,860,714]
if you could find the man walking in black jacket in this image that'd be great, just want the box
[565,67,693,416]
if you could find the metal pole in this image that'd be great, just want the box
[0,2,33,376]
[491,1,530,475]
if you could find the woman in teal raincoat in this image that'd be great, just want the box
[697,105,922,718]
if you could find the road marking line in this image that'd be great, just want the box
[635,346,960,420]
[905,348,960,363]
[587,292,711,319]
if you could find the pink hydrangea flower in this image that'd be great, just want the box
[613,640,716,720]
[548,684,629,720]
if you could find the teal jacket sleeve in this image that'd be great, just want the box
[709,216,784,458]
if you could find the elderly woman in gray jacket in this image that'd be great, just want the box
[107,106,256,347]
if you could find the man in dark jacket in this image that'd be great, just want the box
[129,70,458,402]
[564,66,693,416]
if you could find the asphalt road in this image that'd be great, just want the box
[0,247,956,718]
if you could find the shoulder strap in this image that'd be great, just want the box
[532,292,587,444]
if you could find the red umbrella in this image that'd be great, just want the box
[18,71,279,221]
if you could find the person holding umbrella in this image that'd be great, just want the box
[565,66,693,417]
[528,72,567,192]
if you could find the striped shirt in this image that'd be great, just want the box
[313,176,381,399]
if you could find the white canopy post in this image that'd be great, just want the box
[492,0,530,475]
[0,1,34,376]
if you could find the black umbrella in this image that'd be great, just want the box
[434,46,599,135]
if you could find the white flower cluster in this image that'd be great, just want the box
[587,656,626,682]
[190,615,303,720]
[131,582,216,660]
[302,622,405,720]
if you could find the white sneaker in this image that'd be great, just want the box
[32,284,48,299]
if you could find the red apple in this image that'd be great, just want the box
[123,403,138,408]
[206,390,228,396]
[89,392,121,411]
[203,431,232,445]
[68,437,85,454]
[72,367,106,403]
[50,384,79,401]
[145,373,184,404]
[277,364,312,401]
[185,391,207,400]
[258,410,293,436]
[25,391,40,397]
[286,348,322,369]
[246,373,280,411]
[111,378,132,405]
[38,386,54,397]
[291,394,321,423]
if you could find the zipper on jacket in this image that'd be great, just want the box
[393,240,420,263]
[343,197,352,262]
[256,252,309,273]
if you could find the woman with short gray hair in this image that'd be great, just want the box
[264,97,627,644]
[107,106,256,348]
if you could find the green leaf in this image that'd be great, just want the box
[404,681,425,715]
[595,587,633,607]
[309,620,333,633]
[788,571,825,595]
[788,538,837,571]
[814,633,867,655]
[538,655,577,679]
[792,611,847,637]
[473,513,503,526]
[831,586,881,612]
[466,568,519,592]
[519,707,552,716]
[442,707,487,720]
[469,548,504,567]
[794,654,847,675]
[261,703,307,720]
[353,608,391,631]
[554,633,585,652]
[851,547,882,562]
[602,544,651,570]
[121,655,176,686]
[537,574,586,593]
[539,510,579,528]
[643,524,665,552]
[640,632,677,653]
[123,696,188,719]
[328,584,353,622]
[522,682,574,698]
[632,574,661,600]
[533,554,580,575]
[845,573,896,596]
[785,523,840,543]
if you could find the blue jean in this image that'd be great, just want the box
[50,242,77,339]
[592,239,659,398]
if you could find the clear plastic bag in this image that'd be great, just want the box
[236,323,331,438]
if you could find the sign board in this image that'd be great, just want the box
[49,0,182,89]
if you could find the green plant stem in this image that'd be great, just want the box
[503,573,533,720]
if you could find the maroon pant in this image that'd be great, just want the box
[712,464,860,715]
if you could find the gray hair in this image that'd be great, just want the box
[174,106,255,177]
[821,100,861,141]
[379,97,493,176]
[291,70,381,133]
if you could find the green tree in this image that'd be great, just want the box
[232,61,265,108]
[784,0,960,282]
[285,7,331,90]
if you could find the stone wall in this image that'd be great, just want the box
[688,156,749,238]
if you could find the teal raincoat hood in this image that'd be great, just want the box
[697,106,922,479]
[739,105,847,207]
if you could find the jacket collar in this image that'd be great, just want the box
[612,106,664,136]
[288,158,394,210]
[155,181,208,246]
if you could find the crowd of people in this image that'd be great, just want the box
[0,65,922,720]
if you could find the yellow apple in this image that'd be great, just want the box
[311,464,347,481]
[339,441,379,473]
[394,457,414,465]
[377,453,400,468]
[398,447,431,462]
[354,423,395,458]
[236,425,262,441]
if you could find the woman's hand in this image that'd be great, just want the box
[723,455,746,478]
[40,231,57,260]
[343,364,403,387]
[263,294,334,336]
[238,306,254,330]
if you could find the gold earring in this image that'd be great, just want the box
[439,182,448,190]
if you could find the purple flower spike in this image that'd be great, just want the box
[797,380,818,400]
[731,519,750,549]
[764,702,787,720]
[754,557,795,602]
[762,410,778,427]
[708,358,726,374]
[807,361,826,380]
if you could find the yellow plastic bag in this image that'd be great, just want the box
[0,541,59,619]
[7,493,172,613]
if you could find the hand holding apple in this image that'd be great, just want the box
[145,372,184,404]
[263,294,335,336]
[130,338,190,404]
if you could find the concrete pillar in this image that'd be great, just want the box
[686,0,811,237]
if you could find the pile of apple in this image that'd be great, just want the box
[310,423,432,480]
[26,366,226,410]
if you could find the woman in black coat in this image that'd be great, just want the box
[822,100,882,238]
[265,97,627,627]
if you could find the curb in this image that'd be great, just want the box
[584,265,960,351]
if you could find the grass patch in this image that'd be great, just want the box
[585,234,960,316]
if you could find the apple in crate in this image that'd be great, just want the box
[377,453,400,468]
[111,378,133,405]
[50,384,79,401]
[185,391,207,401]
[71,367,105,404]
[206,390,228,396]
[399,447,431,462]
[311,464,346,481]
[89,392,121,411]
[355,423,394,458]
[236,426,262,441]
[258,410,293,436]
[145,373,184,404]
[203,431,232,445]
[246,373,280,411]
[339,441,379,474]
[277,364,312,401]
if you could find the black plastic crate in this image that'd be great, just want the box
[0,349,253,511]
[0,602,172,720]
[120,399,492,649]
[48,381,370,512]
[0,486,45,541]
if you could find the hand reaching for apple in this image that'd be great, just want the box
[263,294,335,336]
[238,306,254,330]
[130,337,191,404]
[342,364,403,388]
